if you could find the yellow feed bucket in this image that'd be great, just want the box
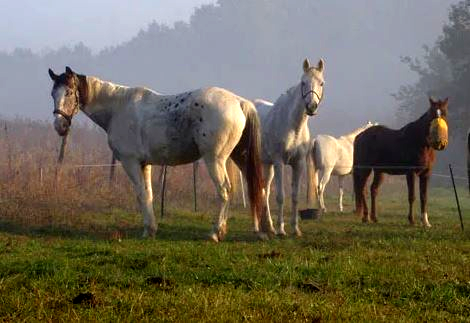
[429,117,448,150]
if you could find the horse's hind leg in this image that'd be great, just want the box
[204,157,231,242]
[406,172,416,225]
[353,168,371,222]
[318,167,333,213]
[121,160,157,238]
[370,171,384,223]
[338,175,345,213]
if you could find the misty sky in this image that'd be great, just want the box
[0,0,216,53]
[0,0,460,134]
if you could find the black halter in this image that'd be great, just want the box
[53,89,81,126]
[301,88,323,103]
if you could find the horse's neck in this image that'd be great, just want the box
[81,77,136,131]
[281,84,308,133]
[401,112,430,147]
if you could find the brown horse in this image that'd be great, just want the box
[353,98,449,227]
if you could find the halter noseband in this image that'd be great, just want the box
[53,88,81,126]
[301,88,323,103]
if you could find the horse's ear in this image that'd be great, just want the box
[443,97,449,106]
[48,68,58,81]
[65,66,74,76]
[303,58,310,72]
[429,97,436,106]
[317,58,325,72]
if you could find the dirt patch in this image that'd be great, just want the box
[72,292,97,307]
[297,281,322,293]
[257,250,281,259]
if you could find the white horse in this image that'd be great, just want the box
[48,67,270,242]
[311,122,377,213]
[255,58,325,236]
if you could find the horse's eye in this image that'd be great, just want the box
[301,81,306,86]
[321,82,325,86]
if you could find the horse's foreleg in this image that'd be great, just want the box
[419,173,431,228]
[121,160,156,238]
[263,164,276,235]
[291,162,304,237]
[370,171,384,223]
[274,163,286,236]
[406,172,416,225]
[338,175,345,213]
[205,158,231,242]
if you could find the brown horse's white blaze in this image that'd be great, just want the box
[48,67,268,241]
[353,97,449,227]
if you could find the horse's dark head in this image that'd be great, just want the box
[48,66,85,136]
[428,97,449,151]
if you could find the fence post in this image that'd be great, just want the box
[39,167,43,187]
[449,164,464,231]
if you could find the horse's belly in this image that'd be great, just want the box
[148,138,200,165]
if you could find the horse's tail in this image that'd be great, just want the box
[467,130,470,193]
[231,101,267,233]
[226,158,239,196]
[306,139,317,207]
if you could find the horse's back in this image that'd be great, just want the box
[315,135,353,174]
[110,86,249,165]
[354,125,420,171]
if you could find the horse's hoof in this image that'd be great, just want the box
[422,222,432,228]
[209,233,219,243]
[142,227,157,239]
[294,229,302,237]
[276,229,287,237]
[217,224,227,241]
[371,217,378,223]
[268,227,276,236]
[361,218,369,223]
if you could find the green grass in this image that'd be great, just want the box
[0,187,469,322]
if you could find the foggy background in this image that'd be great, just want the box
[0,0,465,171]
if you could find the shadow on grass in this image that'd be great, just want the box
[0,218,263,243]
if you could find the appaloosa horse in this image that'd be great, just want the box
[255,58,325,236]
[48,67,270,241]
[353,98,449,227]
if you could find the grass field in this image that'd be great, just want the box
[0,186,469,322]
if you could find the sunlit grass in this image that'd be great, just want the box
[0,187,469,321]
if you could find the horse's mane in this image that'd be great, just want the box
[400,109,430,135]
[86,76,162,107]
[272,85,298,110]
